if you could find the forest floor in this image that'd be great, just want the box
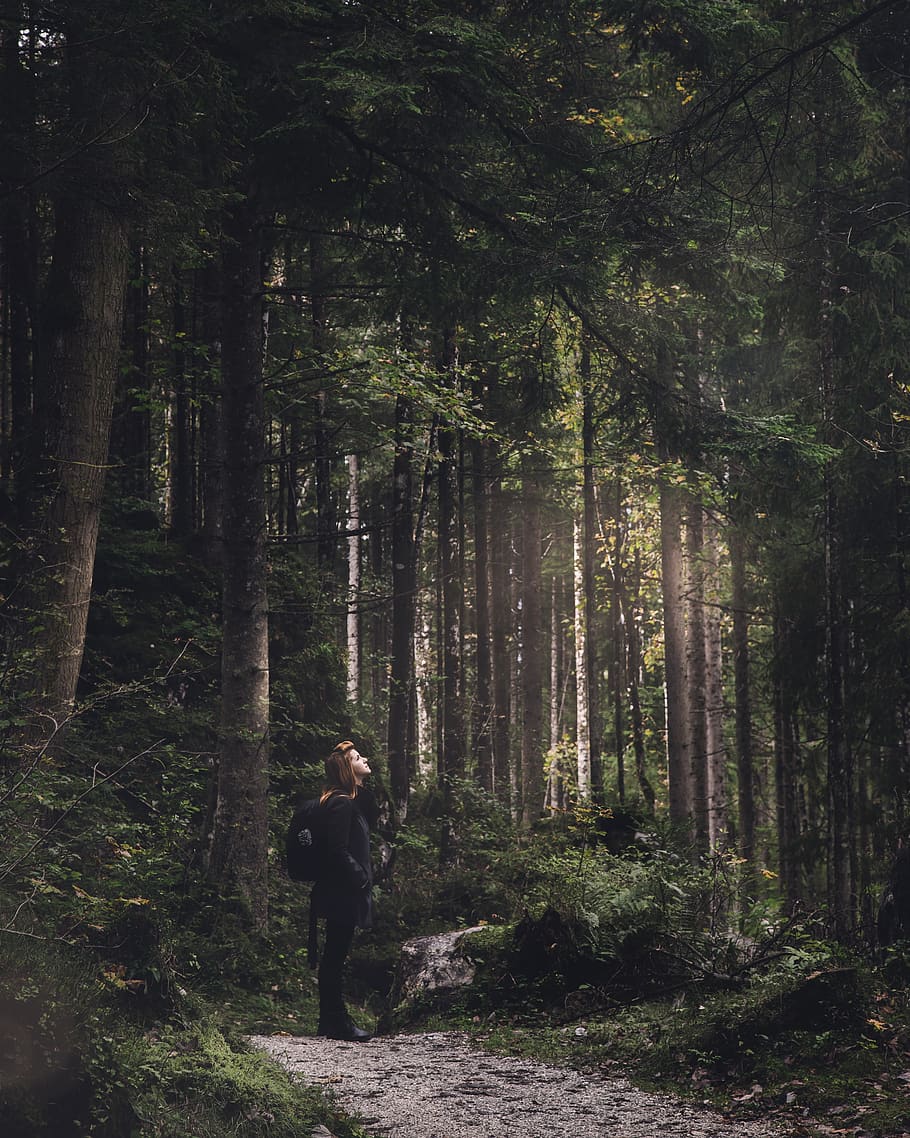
[249,1030,783,1138]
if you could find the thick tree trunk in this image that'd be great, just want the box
[659,475,692,833]
[28,190,129,726]
[388,394,417,819]
[208,201,269,930]
[520,454,545,827]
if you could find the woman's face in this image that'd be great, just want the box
[350,749,371,785]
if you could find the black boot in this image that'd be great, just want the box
[317,1013,372,1042]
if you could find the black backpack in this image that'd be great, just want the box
[285,798,323,882]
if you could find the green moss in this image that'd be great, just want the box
[0,936,370,1138]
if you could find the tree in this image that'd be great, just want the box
[207,199,270,928]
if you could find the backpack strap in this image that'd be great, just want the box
[307,885,319,969]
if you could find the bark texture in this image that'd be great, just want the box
[208,201,270,929]
[29,190,129,725]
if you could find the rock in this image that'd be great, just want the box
[388,927,487,1020]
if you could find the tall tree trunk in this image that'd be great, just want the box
[490,450,512,810]
[817,131,853,939]
[550,575,561,753]
[438,328,464,856]
[704,514,727,849]
[521,453,544,827]
[369,489,386,713]
[311,233,335,572]
[610,480,626,804]
[346,452,361,703]
[472,432,494,794]
[685,498,709,855]
[27,186,129,726]
[198,261,224,566]
[659,474,692,834]
[1,4,37,514]
[546,573,565,811]
[574,512,592,800]
[3,200,35,509]
[627,546,655,813]
[208,200,269,930]
[170,265,194,535]
[415,589,435,781]
[774,609,801,913]
[581,364,602,798]
[388,394,417,820]
[730,524,755,889]
[111,248,150,501]
[510,519,523,818]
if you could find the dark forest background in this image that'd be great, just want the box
[4,2,910,1136]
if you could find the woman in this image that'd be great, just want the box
[311,740,374,1042]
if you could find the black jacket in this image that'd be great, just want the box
[311,790,373,929]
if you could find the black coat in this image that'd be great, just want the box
[311,790,373,929]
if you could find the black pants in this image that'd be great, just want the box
[318,919,356,1024]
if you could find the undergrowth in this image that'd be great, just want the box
[0,934,368,1138]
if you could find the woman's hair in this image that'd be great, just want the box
[321,740,359,802]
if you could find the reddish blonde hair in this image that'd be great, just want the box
[320,740,359,802]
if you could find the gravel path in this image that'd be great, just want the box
[250,1030,784,1138]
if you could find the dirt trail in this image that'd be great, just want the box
[251,1030,786,1138]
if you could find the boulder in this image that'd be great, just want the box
[387,926,487,1022]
